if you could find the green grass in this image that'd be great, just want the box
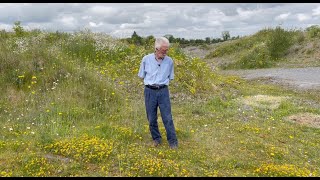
[1,28,320,177]
[205,26,303,70]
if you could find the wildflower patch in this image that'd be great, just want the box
[44,134,115,163]
[254,163,316,177]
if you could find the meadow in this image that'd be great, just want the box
[0,26,320,177]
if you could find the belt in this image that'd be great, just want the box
[145,85,167,90]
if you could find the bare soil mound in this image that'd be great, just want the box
[285,113,320,128]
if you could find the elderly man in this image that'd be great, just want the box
[138,37,178,149]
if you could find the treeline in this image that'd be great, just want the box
[122,31,240,47]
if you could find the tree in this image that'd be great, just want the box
[13,21,25,37]
[145,35,155,43]
[131,31,143,45]
[205,37,211,43]
[131,31,138,38]
[222,31,230,41]
[266,26,292,60]
[164,34,174,43]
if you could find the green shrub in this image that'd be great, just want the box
[294,31,305,44]
[0,30,9,39]
[232,42,273,69]
[306,25,320,39]
[13,21,25,37]
[170,46,216,95]
[266,26,293,60]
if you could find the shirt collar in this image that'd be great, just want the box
[154,53,165,61]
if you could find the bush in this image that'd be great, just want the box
[266,26,293,60]
[169,45,217,95]
[231,42,273,69]
[0,30,9,39]
[293,30,305,44]
[13,21,25,37]
[306,25,320,39]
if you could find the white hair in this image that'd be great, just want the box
[155,37,170,50]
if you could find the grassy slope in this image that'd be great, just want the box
[204,27,320,69]
[1,30,320,177]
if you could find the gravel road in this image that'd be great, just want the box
[221,67,320,90]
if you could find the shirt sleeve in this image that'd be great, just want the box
[138,57,146,79]
[169,60,174,80]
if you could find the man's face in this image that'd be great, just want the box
[156,45,169,59]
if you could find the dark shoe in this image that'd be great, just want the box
[153,141,161,147]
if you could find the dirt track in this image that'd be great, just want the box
[220,67,320,90]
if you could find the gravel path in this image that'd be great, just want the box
[221,67,320,90]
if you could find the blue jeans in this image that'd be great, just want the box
[144,86,178,146]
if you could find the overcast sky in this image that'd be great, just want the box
[1,3,320,39]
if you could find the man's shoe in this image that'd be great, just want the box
[153,141,161,147]
[169,144,178,149]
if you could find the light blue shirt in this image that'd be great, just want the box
[138,53,174,85]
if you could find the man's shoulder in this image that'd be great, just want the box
[143,53,154,59]
[165,56,173,63]
[142,53,154,63]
